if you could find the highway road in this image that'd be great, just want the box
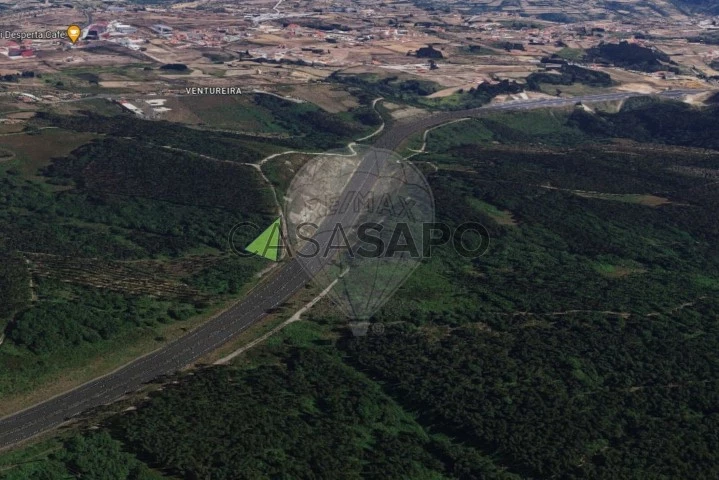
[0,88,707,450]
[373,88,700,149]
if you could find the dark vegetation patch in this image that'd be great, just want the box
[329,72,440,104]
[689,31,719,45]
[159,64,189,72]
[491,41,525,51]
[537,12,579,22]
[331,73,524,110]
[73,72,100,85]
[0,433,159,480]
[44,138,275,213]
[585,41,679,73]
[0,135,270,397]
[8,281,196,356]
[32,111,278,163]
[416,44,444,59]
[467,79,524,99]
[0,254,30,333]
[568,97,719,149]
[202,51,234,63]
[526,64,613,90]
[672,0,719,14]
[344,314,719,479]
[112,349,510,479]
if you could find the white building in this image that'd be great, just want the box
[119,101,144,117]
[113,23,137,34]
[151,24,173,35]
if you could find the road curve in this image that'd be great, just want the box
[0,88,706,450]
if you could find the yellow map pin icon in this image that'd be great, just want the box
[67,25,82,44]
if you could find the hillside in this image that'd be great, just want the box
[670,0,719,14]
[5,99,719,479]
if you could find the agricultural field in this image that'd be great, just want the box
[164,95,287,133]
[287,84,362,113]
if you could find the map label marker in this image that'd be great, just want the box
[67,25,81,44]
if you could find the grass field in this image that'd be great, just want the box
[43,64,157,94]
[538,82,615,96]
[573,191,674,206]
[167,95,286,133]
[467,197,518,226]
[288,84,361,113]
[60,98,125,117]
[555,47,586,61]
[0,129,98,179]
[592,261,647,278]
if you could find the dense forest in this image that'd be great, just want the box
[346,102,719,477]
[0,89,380,405]
[0,132,270,398]
[526,64,613,90]
[568,97,719,149]
[114,349,513,479]
[0,254,29,333]
[44,138,275,214]
[585,42,679,73]
[3,98,719,479]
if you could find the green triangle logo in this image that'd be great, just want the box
[245,218,283,261]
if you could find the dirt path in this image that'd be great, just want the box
[356,98,386,142]
[510,309,631,319]
[0,127,58,138]
[404,118,471,159]
[214,276,340,365]
[252,90,305,104]
[506,296,707,321]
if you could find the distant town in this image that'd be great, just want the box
[0,0,717,122]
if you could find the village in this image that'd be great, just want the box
[0,0,717,121]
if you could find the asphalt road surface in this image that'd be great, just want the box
[0,88,706,450]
